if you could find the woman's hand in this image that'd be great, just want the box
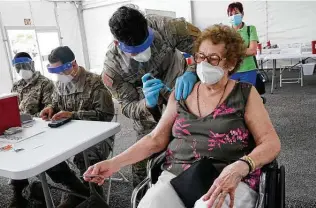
[83,159,120,186]
[202,161,249,208]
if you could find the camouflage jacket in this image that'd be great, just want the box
[102,15,200,136]
[50,67,114,122]
[11,71,54,117]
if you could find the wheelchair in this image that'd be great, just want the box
[131,152,285,208]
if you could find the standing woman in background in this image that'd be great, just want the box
[228,2,259,86]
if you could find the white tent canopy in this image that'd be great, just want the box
[1,0,315,94]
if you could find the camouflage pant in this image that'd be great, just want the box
[132,158,148,187]
[74,137,113,176]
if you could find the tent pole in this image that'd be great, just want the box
[75,2,91,70]
[54,2,63,46]
[0,12,14,84]
[265,0,269,42]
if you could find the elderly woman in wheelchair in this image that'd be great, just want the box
[84,24,281,208]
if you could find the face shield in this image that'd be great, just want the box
[12,57,34,80]
[12,57,33,73]
[47,61,75,84]
[118,27,154,62]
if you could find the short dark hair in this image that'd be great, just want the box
[109,6,148,46]
[227,2,244,15]
[48,46,75,64]
[14,52,32,60]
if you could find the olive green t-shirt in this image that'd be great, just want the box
[237,24,259,72]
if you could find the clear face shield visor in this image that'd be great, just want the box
[12,57,33,73]
[47,61,75,83]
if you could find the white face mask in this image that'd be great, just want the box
[19,69,33,80]
[131,47,151,62]
[56,74,74,84]
[197,61,224,84]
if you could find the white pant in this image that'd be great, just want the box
[137,171,258,208]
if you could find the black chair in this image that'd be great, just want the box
[131,152,285,208]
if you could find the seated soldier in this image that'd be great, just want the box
[40,46,115,207]
[11,52,54,116]
[9,52,55,208]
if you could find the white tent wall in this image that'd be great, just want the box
[133,0,191,22]
[192,1,316,46]
[82,0,191,74]
[0,29,12,94]
[82,1,129,74]
[191,0,316,68]
[267,1,316,45]
[191,1,267,43]
[0,2,55,26]
[0,0,85,94]
[55,2,85,68]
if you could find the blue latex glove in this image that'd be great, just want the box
[142,73,164,108]
[175,71,197,101]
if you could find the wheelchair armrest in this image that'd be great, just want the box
[150,151,166,166]
[261,159,278,172]
[146,151,167,185]
[260,159,286,208]
[131,177,151,208]
[146,150,166,172]
[148,149,166,160]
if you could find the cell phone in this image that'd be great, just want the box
[48,118,72,128]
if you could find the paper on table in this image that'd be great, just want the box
[0,126,46,144]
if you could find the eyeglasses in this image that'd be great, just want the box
[194,52,225,66]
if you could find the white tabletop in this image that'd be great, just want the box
[257,53,316,61]
[0,119,120,179]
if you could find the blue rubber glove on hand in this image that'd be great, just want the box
[142,73,164,108]
[175,71,197,101]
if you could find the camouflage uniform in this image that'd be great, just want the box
[11,71,54,117]
[102,15,200,186]
[10,71,56,207]
[50,67,115,175]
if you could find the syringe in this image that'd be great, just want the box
[149,75,172,92]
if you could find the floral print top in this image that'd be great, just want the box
[162,82,261,191]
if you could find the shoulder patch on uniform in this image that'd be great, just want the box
[102,73,113,87]
[187,23,201,37]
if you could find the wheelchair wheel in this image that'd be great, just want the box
[279,165,285,208]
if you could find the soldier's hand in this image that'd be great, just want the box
[142,73,164,108]
[83,159,120,186]
[51,111,73,121]
[40,107,54,121]
[175,71,197,100]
